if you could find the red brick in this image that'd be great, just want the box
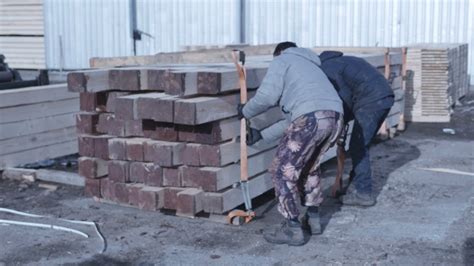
[84,178,101,198]
[129,162,156,184]
[198,144,221,166]
[94,135,111,160]
[106,92,130,112]
[109,69,141,91]
[96,113,115,134]
[100,178,114,200]
[181,166,213,190]
[78,135,95,157]
[108,160,130,183]
[76,113,99,134]
[142,120,178,141]
[163,187,186,210]
[143,140,185,167]
[78,157,108,178]
[108,138,127,160]
[125,138,147,161]
[144,164,163,187]
[138,186,165,211]
[163,167,183,187]
[176,188,204,217]
[181,143,201,166]
[80,92,107,112]
[115,95,139,120]
[135,93,177,123]
[113,182,129,204]
[123,120,144,137]
[127,183,144,206]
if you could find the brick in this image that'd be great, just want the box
[78,135,95,157]
[135,93,177,122]
[80,92,107,112]
[108,138,127,160]
[108,160,130,183]
[125,138,147,161]
[181,143,201,166]
[163,187,186,210]
[96,113,115,134]
[115,94,141,120]
[157,70,186,95]
[67,70,110,92]
[78,157,108,178]
[109,69,141,91]
[138,186,165,211]
[176,188,204,217]
[177,118,239,144]
[84,178,101,198]
[124,120,144,137]
[129,162,158,184]
[94,135,112,160]
[163,167,183,187]
[144,164,162,187]
[127,183,144,206]
[113,182,129,204]
[143,140,185,167]
[76,113,99,134]
[106,91,130,112]
[142,120,178,141]
[100,178,114,200]
[181,166,212,190]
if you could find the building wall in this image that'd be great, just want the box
[43,0,474,84]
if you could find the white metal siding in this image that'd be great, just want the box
[135,0,240,55]
[43,0,474,83]
[44,0,133,69]
[245,0,474,83]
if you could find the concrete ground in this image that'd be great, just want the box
[1,93,473,266]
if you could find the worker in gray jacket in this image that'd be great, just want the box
[238,42,343,246]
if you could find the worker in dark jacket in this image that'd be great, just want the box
[238,42,343,246]
[319,51,394,207]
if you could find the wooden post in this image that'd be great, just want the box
[397,47,407,131]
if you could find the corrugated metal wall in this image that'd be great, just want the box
[246,0,474,83]
[43,0,474,84]
[44,0,133,69]
[135,0,240,55]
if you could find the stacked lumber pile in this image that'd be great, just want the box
[71,50,403,218]
[405,43,469,122]
[0,84,78,169]
[0,0,45,69]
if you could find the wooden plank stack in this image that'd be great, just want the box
[0,84,79,169]
[71,49,403,218]
[0,0,45,69]
[405,43,469,122]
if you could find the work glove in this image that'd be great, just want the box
[246,127,262,145]
[237,103,245,120]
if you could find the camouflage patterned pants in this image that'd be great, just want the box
[270,110,343,220]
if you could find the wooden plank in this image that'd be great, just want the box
[0,98,79,124]
[0,84,74,108]
[0,112,75,140]
[0,126,76,155]
[0,140,77,169]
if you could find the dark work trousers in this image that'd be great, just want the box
[349,97,393,194]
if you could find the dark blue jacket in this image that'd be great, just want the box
[320,51,394,120]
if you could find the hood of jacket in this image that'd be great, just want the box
[319,51,343,62]
[282,47,322,66]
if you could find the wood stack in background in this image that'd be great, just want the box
[0,84,78,169]
[70,49,404,218]
[405,43,469,122]
[0,0,45,69]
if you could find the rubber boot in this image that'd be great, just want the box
[263,219,307,246]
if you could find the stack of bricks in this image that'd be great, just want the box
[70,51,405,218]
[69,63,285,217]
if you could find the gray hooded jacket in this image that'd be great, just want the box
[242,47,343,142]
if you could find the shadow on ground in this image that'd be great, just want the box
[464,237,474,266]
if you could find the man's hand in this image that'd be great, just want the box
[237,104,245,120]
[247,127,262,145]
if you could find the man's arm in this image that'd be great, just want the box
[242,60,287,119]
